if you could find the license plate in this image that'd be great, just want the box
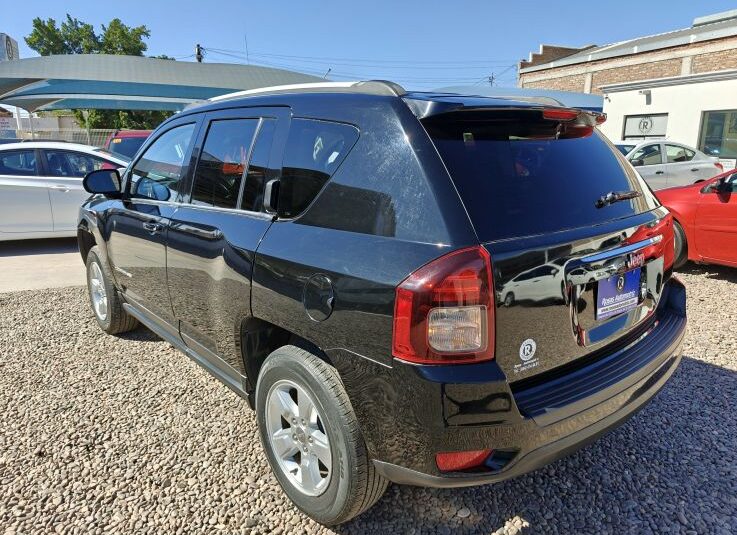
[596,268,641,320]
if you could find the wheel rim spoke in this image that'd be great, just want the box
[272,389,298,423]
[272,428,298,459]
[298,391,316,425]
[300,453,322,491]
[309,428,331,470]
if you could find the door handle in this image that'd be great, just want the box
[142,221,164,234]
[170,222,223,240]
[655,171,664,175]
[50,184,71,192]
[691,168,699,172]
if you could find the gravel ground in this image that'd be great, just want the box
[1,264,736,534]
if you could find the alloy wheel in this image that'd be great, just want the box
[89,262,108,321]
[265,379,332,496]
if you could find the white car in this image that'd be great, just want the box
[614,140,722,190]
[0,141,128,241]
[500,262,565,307]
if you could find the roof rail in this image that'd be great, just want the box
[208,80,406,103]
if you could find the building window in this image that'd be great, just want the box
[622,114,668,140]
[699,110,737,159]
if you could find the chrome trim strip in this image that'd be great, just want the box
[581,235,663,264]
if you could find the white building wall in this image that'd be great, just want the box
[600,77,737,150]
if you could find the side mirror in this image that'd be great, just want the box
[716,178,732,193]
[631,158,644,167]
[703,178,728,193]
[263,178,280,214]
[83,169,121,196]
[134,177,171,202]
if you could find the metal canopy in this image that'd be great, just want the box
[0,54,323,112]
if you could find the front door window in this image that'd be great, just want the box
[129,123,196,201]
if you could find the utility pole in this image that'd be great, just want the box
[195,43,203,63]
[488,73,495,87]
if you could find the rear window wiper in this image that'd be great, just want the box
[595,190,641,208]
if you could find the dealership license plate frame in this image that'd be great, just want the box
[596,268,641,320]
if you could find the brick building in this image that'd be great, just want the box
[519,10,737,169]
[518,11,737,95]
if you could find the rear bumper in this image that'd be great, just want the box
[374,345,682,487]
[364,278,687,487]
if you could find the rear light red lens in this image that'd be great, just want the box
[436,449,493,472]
[392,246,494,365]
[542,108,579,121]
[715,162,724,172]
[595,113,607,124]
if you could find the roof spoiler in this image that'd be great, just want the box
[404,96,606,126]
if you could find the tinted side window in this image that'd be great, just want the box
[0,150,37,176]
[630,144,662,166]
[192,119,259,209]
[45,151,114,177]
[130,123,195,201]
[241,119,276,212]
[279,119,359,217]
[665,144,695,163]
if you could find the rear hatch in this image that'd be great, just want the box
[420,104,674,382]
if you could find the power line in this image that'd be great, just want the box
[203,49,505,84]
[204,47,516,69]
[248,50,517,66]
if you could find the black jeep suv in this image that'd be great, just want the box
[78,81,686,525]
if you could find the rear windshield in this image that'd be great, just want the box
[423,112,657,241]
[108,137,147,159]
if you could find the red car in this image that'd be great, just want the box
[103,130,151,160]
[656,169,737,269]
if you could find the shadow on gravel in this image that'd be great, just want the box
[116,326,163,343]
[338,357,737,534]
[676,262,737,284]
[0,237,78,257]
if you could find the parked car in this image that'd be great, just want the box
[78,82,686,525]
[614,140,722,190]
[656,168,737,269]
[500,261,565,306]
[104,129,151,159]
[0,141,128,241]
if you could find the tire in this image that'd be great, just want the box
[673,220,688,270]
[504,292,515,307]
[255,345,388,525]
[85,246,139,335]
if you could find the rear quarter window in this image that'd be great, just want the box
[423,113,658,242]
[278,119,359,217]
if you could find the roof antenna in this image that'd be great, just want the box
[323,68,332,79]
[244,32,250,64]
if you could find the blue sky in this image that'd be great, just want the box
[4,1,737,89]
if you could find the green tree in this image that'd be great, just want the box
[25,15,171,130]
[25,15,98,55]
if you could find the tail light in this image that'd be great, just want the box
[542,108,578,121]
[715,162,724,172]
[392,246,494,365]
